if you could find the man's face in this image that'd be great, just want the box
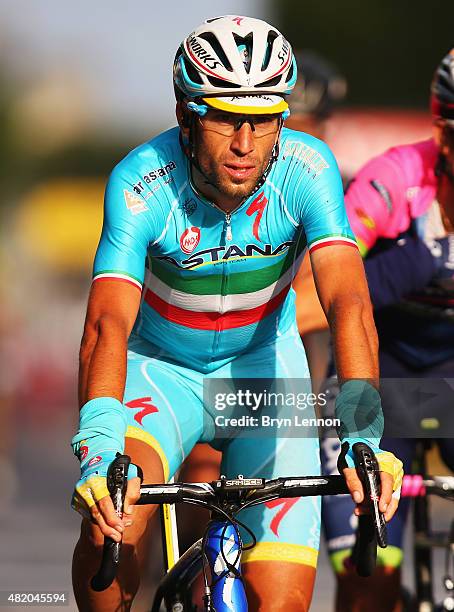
[189,109,280,202]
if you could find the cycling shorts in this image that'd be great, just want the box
[123,329,321,568]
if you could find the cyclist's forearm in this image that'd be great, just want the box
[78,318,128,407]
[328,294,379,386]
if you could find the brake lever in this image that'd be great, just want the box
[353,443,387,548]
[90,453,130,591]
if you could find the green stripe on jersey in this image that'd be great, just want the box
[150,237,306,296]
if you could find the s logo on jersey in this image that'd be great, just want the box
[180,226,201,254]
[265,498,299,537]
[88,456,102,467]
[246,191,268,241]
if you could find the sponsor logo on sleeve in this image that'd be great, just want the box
[283,141,329,176]
[180,226,201,254]
[124,190,148,215]
[133,161,177,196]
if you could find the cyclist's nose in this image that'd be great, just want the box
[230,122,255,155]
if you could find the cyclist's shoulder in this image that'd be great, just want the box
[346,139,438,218]
[357,138,437,185]
[386,138,437,173]
[109,126,186,187]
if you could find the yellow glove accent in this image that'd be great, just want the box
[376,451,404,498]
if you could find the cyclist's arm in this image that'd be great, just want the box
[72,163,157,536]
[289,136,378,383]
[79,163,154,404]
[290,138,402,518]
[75,280,142,539]
[79,279,141,406]
[308,243,406,519]
[310,244,378,384]
[294,252,328,335]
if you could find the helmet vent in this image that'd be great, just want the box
[285,62,294,84]
[233,34,253,74]
[255,76,282,88]
[262,30,279,70]
[199,32,233,71]
[183,57,205,85]
[207,76,238,88]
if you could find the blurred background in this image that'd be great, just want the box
[0,0,453,610]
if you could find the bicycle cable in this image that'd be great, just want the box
[197,499,259,595]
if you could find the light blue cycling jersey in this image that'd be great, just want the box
[94,126,356,372]
[92,125,357,567]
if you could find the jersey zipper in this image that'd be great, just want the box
[187,163,239,241]
[225,213,233,241]
[206,201,237,242]
[206,207,236,352]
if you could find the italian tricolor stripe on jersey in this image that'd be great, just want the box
[92,233,355,331]
[92,271,143,290]
[144,283,292,331]
[143,241,306,331]
[308,234,357,253]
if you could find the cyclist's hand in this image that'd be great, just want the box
[338,441,403,522]
[71,451,140,540]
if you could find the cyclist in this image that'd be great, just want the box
[177,48,350,547]
[296,49,454,611]
[70,16,402,611]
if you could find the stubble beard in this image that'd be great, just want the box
[199,158,266,201]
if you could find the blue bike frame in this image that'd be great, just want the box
[205,520,248,611]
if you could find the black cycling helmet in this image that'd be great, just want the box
[286,50,347,119]
[431,49,454,125]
